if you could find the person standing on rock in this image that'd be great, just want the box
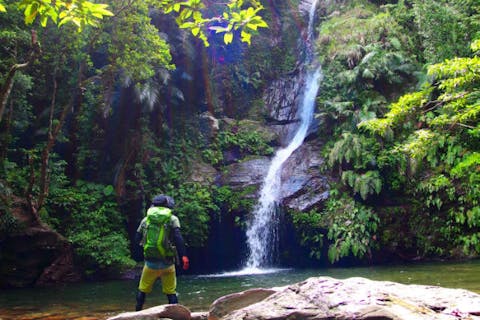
[133,194,189,311]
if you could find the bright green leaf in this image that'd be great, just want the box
[40,14,48,27]
[103,185,115,196]
[246,22,258,31]
[192,27,200,36]
[179,21,195,29]
[224,32,233,44]
[58,16,73,27]
[24,3,39,25]
[241,30,251,45]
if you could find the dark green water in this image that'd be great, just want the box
[1,260,480,319]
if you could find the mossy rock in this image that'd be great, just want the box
[232,119,279,146]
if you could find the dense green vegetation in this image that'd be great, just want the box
[0,0,271,280]
[296,0,480,263]
[1,0,479,282]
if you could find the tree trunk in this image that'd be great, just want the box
[0,30,41,123]
[0,99,14,161]
[65,63,87,184]
[35,238,81,286]
[0,63,28,123]
[38,79,72,210]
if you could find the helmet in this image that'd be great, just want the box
[152,194,175,209]
[164,195,175,209]
[152,194,167,206]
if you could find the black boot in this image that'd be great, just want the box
[135,291,146,311]
[167,293,178,304]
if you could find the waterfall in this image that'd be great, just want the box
[244,0,323,270]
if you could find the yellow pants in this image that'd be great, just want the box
[138,264,176,294]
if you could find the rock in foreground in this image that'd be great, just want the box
[109,277,480,320]
[210,277,480,320]
[108,304,192,320]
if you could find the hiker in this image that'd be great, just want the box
[133,194,189,311]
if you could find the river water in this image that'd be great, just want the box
[1,260,480,319]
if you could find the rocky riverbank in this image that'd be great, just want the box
[108,276,480,320]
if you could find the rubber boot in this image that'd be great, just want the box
[135,291,146,311]
[167,293,178,304]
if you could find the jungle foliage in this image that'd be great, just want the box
[300,0,480,263]
[2,0,480,279]
[0,0,270,278]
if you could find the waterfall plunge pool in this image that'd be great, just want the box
[1,260,480,319]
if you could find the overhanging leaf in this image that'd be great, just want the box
[24,3,39,24]
[224,32,233,44]
[191,27,200,36]
[40,14,48,27]
[241,30,251,45]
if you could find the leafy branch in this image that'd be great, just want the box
[166,0,268,46]
[15,0,113,30]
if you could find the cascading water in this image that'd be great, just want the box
[244,0,323,271]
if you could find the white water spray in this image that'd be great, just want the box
[244,0,323,270]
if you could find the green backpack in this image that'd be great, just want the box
[143,207,175,262]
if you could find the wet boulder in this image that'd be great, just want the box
[207,276,480,320]
[191,312,208,320]
[108,304,191,320]
[208,288,277,320]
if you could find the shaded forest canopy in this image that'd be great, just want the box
[1,0,479,287]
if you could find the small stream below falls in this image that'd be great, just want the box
[1,260,480,319]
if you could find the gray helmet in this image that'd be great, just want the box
[164,195,175,208]
[152,194,175,209]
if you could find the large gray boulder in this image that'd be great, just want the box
[108,304,191,320]
[106,277,480,320]
[106,304,207,320]
[207,277,480,320]
[208,288,277,320]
